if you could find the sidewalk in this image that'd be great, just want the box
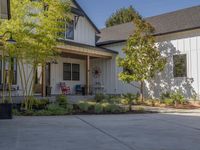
[134,105,200,113]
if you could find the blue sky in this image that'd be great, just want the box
[76,0,200,29]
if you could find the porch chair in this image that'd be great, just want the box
[60,82,70,95]
[75,84,82,95]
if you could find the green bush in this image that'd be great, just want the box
[33,98,49,110]
[163,98,174,106]
[46,104,68,115]
[94,93,105,102]
[78,102,90,112]
[121,93,139,111]
[94,103,104,114]
[161,92,171,101]
[104,104,124,113]
[171,92,185,105]
[56,95,68,108]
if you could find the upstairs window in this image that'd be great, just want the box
[66,20,74,40]
[58,20,74,40]
[173,54,187,77]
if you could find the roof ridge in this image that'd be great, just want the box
[100,5,200,31]
[146,5,200,20]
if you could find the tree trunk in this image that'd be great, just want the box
[140,81,144,103]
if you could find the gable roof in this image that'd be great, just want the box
[97,5,200,46]
[72,0,100,33]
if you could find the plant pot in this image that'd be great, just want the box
[0,103,12,119]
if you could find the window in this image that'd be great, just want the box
[63,63,80,81]
[66,20,74,40]
[58,20,74,40]
[173,54,187,77]
[72,64,80,81]
[63,63,71,80]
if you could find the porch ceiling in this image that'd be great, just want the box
[57,40,118,59]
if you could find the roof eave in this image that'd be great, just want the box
[72,0,100,34]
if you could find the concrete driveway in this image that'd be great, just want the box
[1,114,200,150]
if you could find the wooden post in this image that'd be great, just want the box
[86,55,90,95]
[42,64,46,97]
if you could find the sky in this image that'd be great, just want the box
[76,0,200,29]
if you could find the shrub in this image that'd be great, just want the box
[163,98,174,106]
[56,95,68,108]
[94,93,105,102]
[161,92,171,101]
[122,93,139,111]
[94,103,104,114]
[46,104,67,115]
[104,104,124,113]
[32,98,49,110]
[78,102,90,112]
[171,92,185,105]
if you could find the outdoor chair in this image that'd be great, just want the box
[60,82,70,95]
[75,84,82,95]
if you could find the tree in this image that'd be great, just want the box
[105,6,135,27]
[0,0,71,109]
[118,9,166,102]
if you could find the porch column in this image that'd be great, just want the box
[86,55,90,95]
[41,65,46,97]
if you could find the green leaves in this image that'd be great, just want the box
[118,8,166,83]
[105,6,136,27]
[0,0,71,65]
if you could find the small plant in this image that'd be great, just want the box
[94,103,104,114]
[78,102,90,112]
[94,93,105,102]
[171,92,185,105]
[161,92,171,101]
[32,98,50,110]
[122,93,138,111]
[46,104,67,115]
[163,98,174,106]
[56,95,68,108]
[104,104,123,113]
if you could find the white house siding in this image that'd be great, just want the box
[102,29,200,99]
[50,57,86,95]
[151,29,200,99]
[90,55,117,94]
[72,15,96,46]
[67,2,96,46]
[102,44,140,95]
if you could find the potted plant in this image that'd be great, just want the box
[0,100,12,119]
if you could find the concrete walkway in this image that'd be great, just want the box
[1,114,200,150]
[135,105,200,113]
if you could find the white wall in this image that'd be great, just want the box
[67,2,97,46]
[51,57,86,95]
[102,29,200,99]
[102,43,140,94]
[90,56,117,94]
[72,15,96,46]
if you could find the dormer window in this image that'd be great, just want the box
[66,20,74,40]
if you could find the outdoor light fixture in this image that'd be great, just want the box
[0,0,11,19]
[0,31,16,44]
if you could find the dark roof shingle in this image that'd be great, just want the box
[97,6,200,45]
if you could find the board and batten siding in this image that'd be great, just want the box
[102,28,200,99]
[90,56,117,94]
[50,57,86,95]
[71,14,96,46]
[102,43,140,94]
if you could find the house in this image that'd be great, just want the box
[97,5,200,99]
[1,0,200,100]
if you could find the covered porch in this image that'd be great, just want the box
[40,41,117,97]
